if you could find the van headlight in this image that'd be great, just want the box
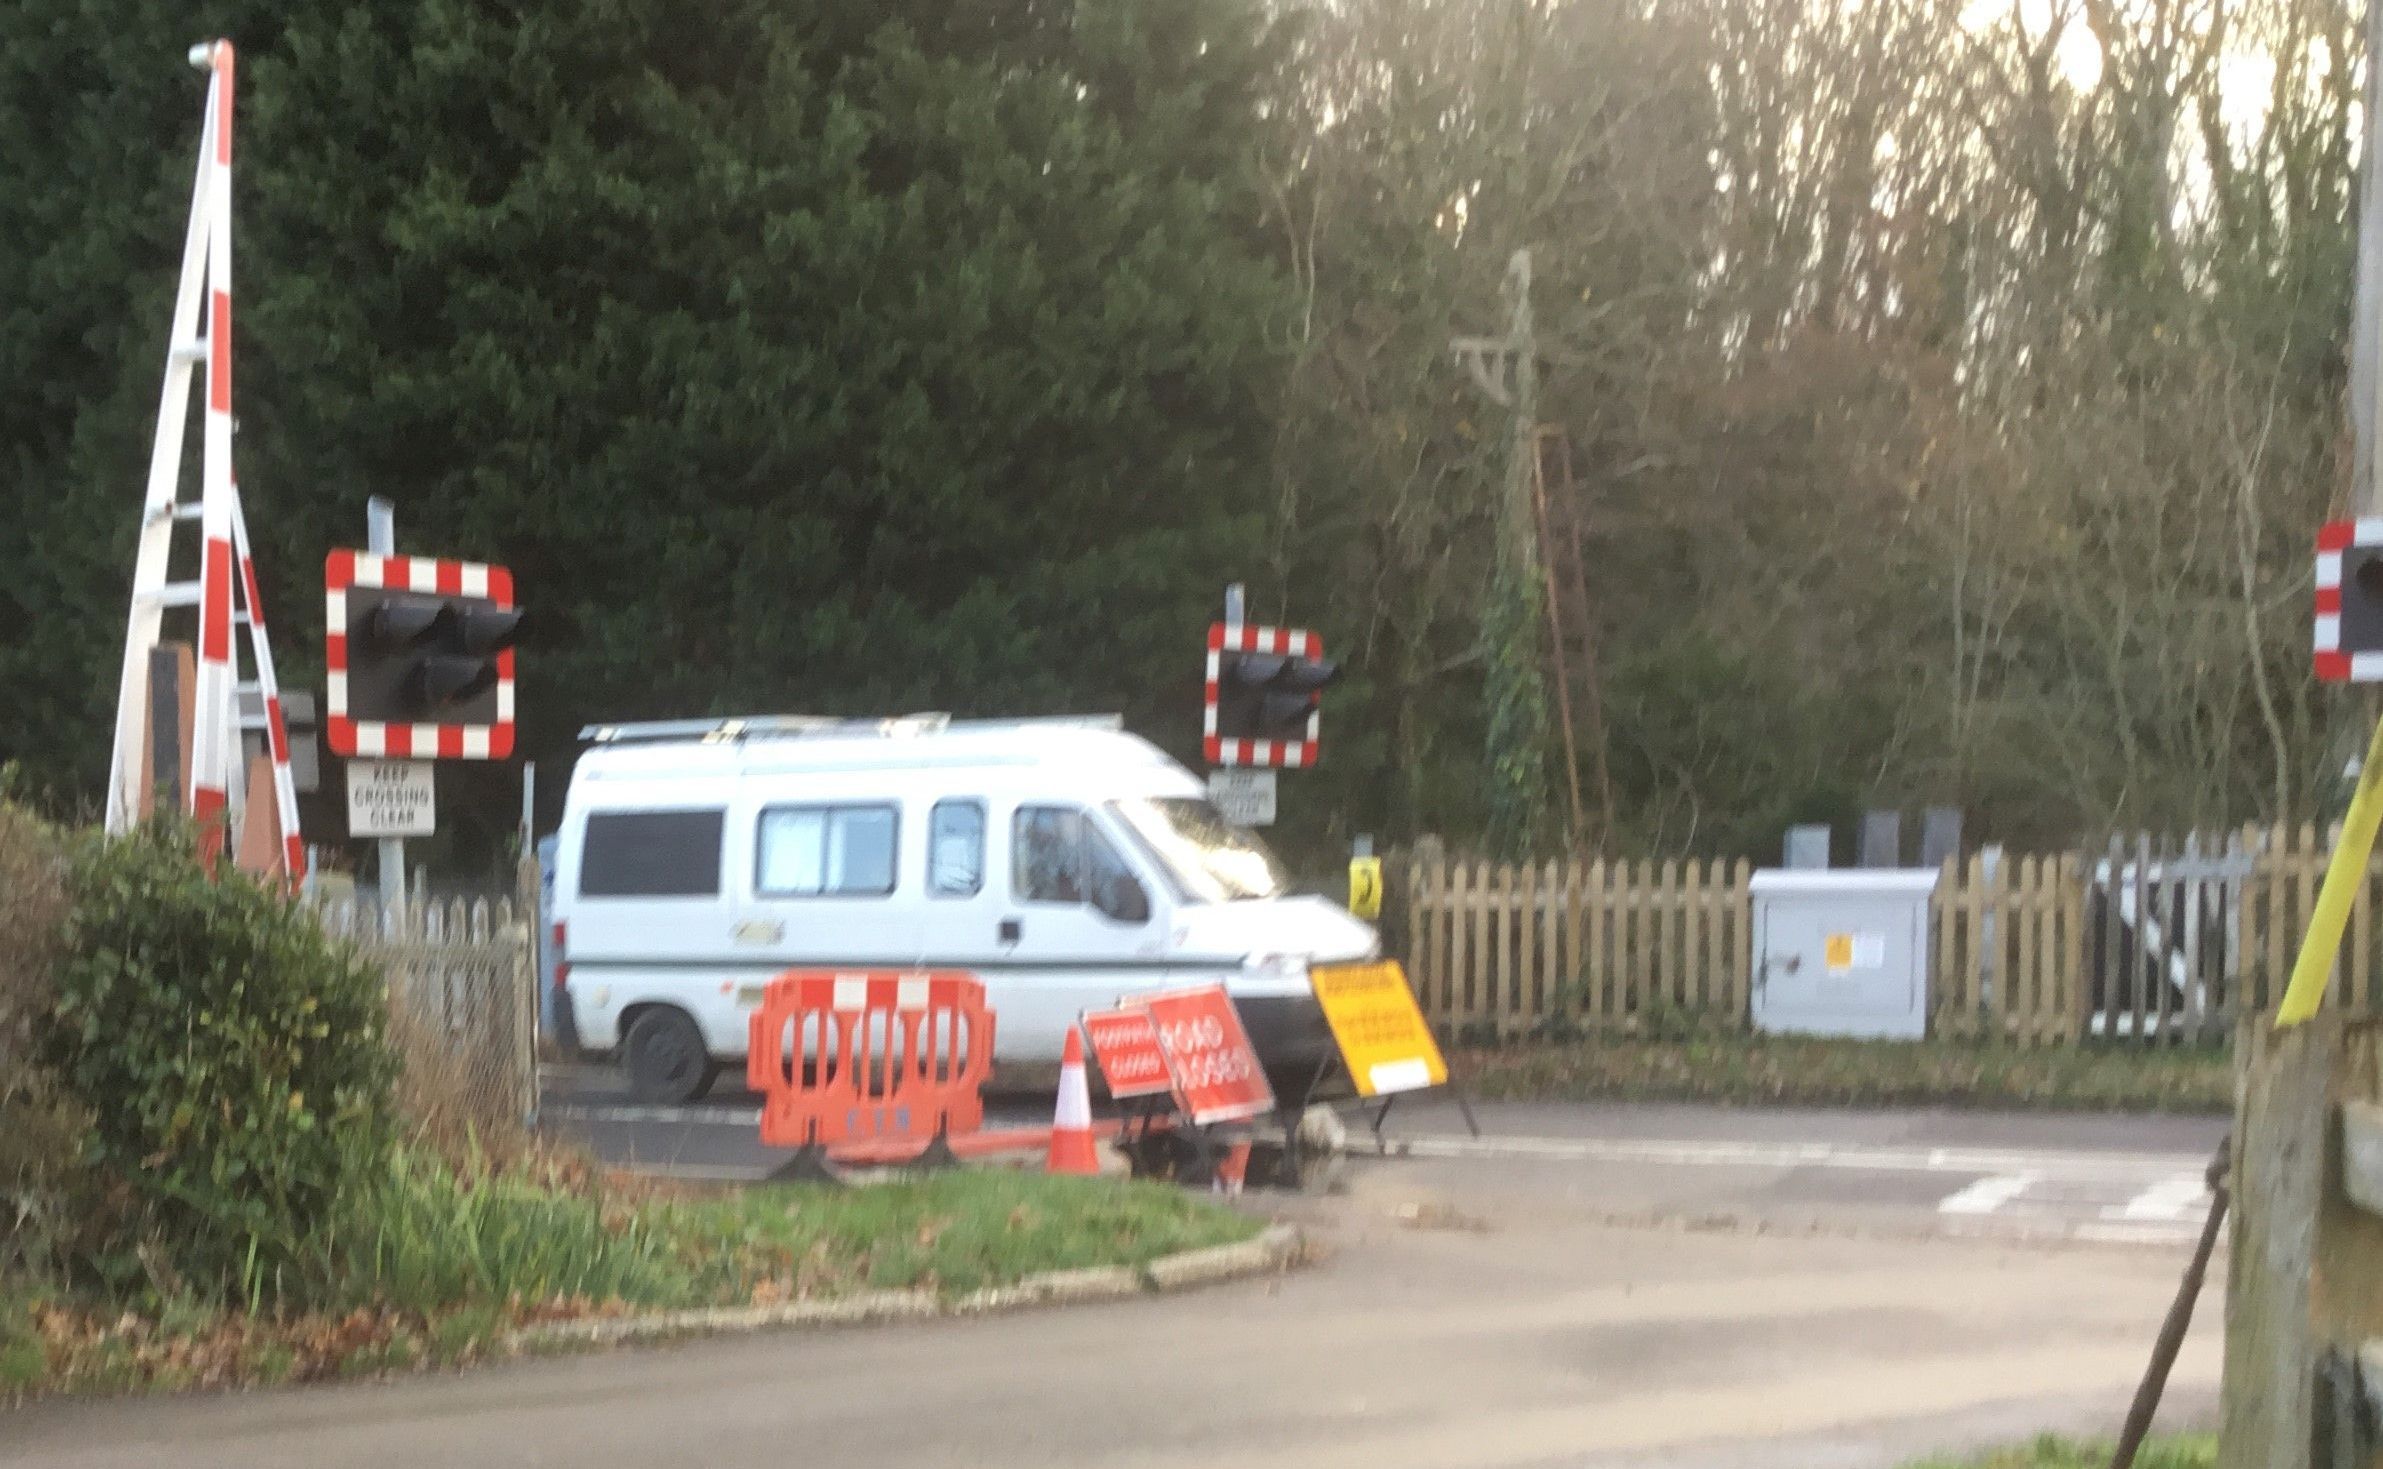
[1241,952,1310,985]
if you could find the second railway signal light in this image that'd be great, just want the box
[1206,621,1337,767]
[326,550,520,758]
[2317,520,2383,681]
[1229,650,1339,733]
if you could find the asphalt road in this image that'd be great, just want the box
[5,1077,2230,1466]
[3,1121,2225,1469]
[543,1063,2227,1246]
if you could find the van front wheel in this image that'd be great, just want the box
[624,1008,715,1104]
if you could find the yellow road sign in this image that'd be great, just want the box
[1348,856,1384,920]
[1311,961,1447,1097]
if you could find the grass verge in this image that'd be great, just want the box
[1901,1433,2214,1467]
[3,1156,1259,1401]
[1458,1032,2233,1112]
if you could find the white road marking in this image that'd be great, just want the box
[549,1102,762,1126]
[2104,1173,2211,1222]
[1392,1133,2205,1186]
[2071,1221,2208,1246]
[1937,1172,2039,1215]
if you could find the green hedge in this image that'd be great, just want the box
[43,822,398,1305]
[0,797,80,1280]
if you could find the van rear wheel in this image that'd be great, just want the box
[624,1008,715,1104]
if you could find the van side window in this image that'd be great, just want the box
[1014,806,1150,923]
[756,804,898,898]
[928,800,985,898]
[579,809,725,898]
[1014,806,1089,904]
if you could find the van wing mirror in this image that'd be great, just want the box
[1096,873,1150,925]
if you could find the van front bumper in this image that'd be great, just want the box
[1236,993,1335,1064]
[1235,993,1342,1103]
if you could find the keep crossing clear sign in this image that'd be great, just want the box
[1206,768,1277,827]
[347,759,435,837]
[1311,961,1448,1097]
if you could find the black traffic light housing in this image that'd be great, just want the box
[2316,522,2383,683]
[1215,648,1341,744]
[2345,549,2383,649]
[343,589,523,725]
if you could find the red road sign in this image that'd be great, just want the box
[1081,1007,1173,1099]
[1139,985,1275,1125]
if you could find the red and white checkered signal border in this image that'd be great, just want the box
[1204,620,1321,769]
[2315,519,2383,683]
[325,549,515,759]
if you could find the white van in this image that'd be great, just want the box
[552,714,1377,1102]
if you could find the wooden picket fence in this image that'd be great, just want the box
[317,890,538,1132]
[1930,852,2086,1045]
[1399,823,2371,1045]
[1403,854,1754,1035]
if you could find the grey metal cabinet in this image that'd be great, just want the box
[1750,869,1937,1039]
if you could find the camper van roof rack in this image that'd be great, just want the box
[577,714,1124,747]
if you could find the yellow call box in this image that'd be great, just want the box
[1348,855,1384,920]
[1310,960,1448,1097]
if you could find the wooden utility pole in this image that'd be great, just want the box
[1448,252,1544,567]
[1505,251,1540,577]
[2351,0,2383,524]
[1455,249,1580,848]
[2217,1017,2383,1467]
[1454,250,1541,571]
[2325,0,2383,824]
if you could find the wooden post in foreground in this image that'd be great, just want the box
[2219,1016,2383,1468]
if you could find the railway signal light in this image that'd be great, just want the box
[326,551,519,758]
[1206,622,1333,767]
[1229,650,1340,735]
[2317,521,2383,681]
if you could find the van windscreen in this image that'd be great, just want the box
[1110,797,1288,903]
[579,809,726,897]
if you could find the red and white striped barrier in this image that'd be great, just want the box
[188,40,237,865]
[103,41,304,888]
[231,499,306,882]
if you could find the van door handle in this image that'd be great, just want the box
[999,918,1022,945]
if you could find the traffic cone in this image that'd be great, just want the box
[1213,1140,1253,1197]
[1047,1025,1100,1176]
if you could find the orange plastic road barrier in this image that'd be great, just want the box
[746,971,993,1152]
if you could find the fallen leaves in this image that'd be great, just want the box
[5,1296,601,1401]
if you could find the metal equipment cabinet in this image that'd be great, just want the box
[1749,869,1937,1039]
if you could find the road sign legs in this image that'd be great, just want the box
[1451,1083,1482,1139]
[765,1143,844,1186]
